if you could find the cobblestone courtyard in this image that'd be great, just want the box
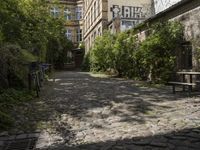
[1,71,200,150]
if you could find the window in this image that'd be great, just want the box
[77,29,82,42]
[94,2,97,19]
[50,7,60,18]
[91,34,94,44]
[65,29,72,40]
[64,8,71,20]
[98,0,100,15]
[88,36,91,48]
[98,27,101,36]
[121,20,135,31]
[85,16,88,30]
[91,7,93,23]
[94,31,97,40]
[180,42,192,69]
[88,12,91,26]
[76,7,82,20]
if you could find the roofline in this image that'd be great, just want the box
[132,0,200,33]
[146,0,191,22]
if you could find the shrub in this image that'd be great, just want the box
[81,51,91,71]
[89,21,183,83]
[90,31,116,72]
[0,44,34,88]
[138,22,183,83]
[113,32,139,78]
[0,89,34,130]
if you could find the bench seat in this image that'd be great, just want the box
[168,82,196,96]
[168,82,196,86]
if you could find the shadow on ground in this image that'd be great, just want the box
[40,126,200,150]
[5,71,200,150]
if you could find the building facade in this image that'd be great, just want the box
[48,0,84,68]
[83,0,155,51]
[48,0,155,53]
[136,0,200,71]
[49,0,84,48]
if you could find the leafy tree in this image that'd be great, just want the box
[0,0,73,88]
[0,0,74,130]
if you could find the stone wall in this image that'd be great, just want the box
[136,1,200,71]
[173,6,200,70]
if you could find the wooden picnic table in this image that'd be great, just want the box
[176,71,200,83]
[168,71,200,95]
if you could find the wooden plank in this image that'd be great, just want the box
[177,72,200,75]
[168,82,196,86]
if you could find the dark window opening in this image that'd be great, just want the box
[180,42,192,69]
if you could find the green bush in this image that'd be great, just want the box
[0,44,31,88]
[138,22,183,83]
[89,21,183,83]
[90,31,116,72]
[81,52,91,71]
[0,0,74,88]
[113,32,139,78]
[0,89,34,130]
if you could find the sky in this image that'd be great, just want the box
[154,0,182,13]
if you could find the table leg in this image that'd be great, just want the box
[190,75,192,83]
[182,74,185,91]
[190,75,193,92]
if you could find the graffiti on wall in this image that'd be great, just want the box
[110,5,145,19]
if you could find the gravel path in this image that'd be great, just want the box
[1,71,200,150]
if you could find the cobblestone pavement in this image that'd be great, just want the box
[1,71,200,150]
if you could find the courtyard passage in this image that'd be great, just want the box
[1,71,200,150]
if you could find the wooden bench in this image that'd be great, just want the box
[168,82,196,96]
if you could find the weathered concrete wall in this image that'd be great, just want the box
[84,0,155,51]
[173,6,200,70]
[108,0,154,21]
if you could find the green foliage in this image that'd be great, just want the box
[138,22,183,82]
[46,36,73,69]
[20,49,37,62]
[0,44,31,88]
[0,89,34,130]
[79,42,85,49]
[0,0,73,130]
[113,32,138,77]
[0,0,73,88]
[90,31,116,72]
[81,52,91,71]
[88,21,183,83]
[89,31,139,78]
